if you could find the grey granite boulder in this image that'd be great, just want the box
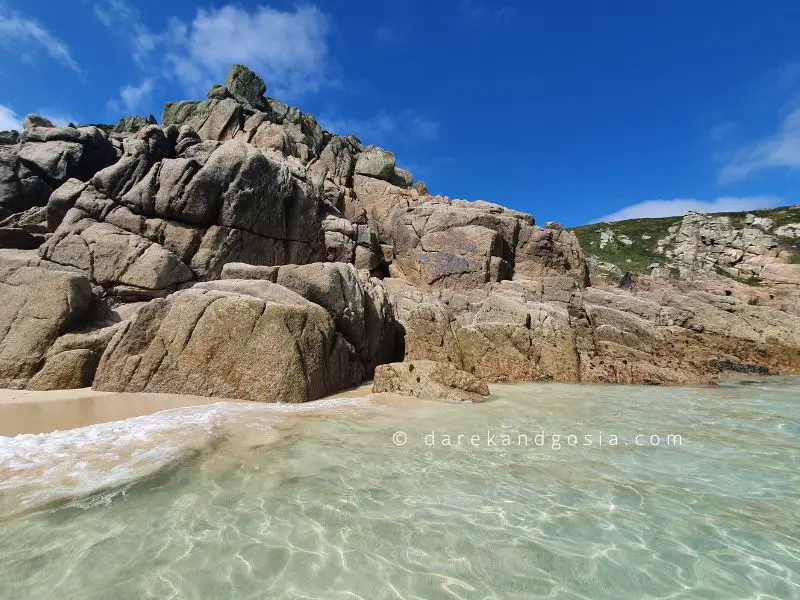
[93,280,363,402]
[26,322,121,390]
[0,266,94,388]
[354,146,396,180]
[222,262,401,373]
[224,64,267,108]
[372,360,490,403]
[514,224,589,286]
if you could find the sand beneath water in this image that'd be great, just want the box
[0,383,378,437]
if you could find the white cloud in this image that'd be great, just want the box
[93,0,156,66]
[94,2,331,101]
[169,5,329,98]
[594,196,785,223]
[0,104,21,130]
[320,111,439,146]
[108,78,154,114]
[720,107,800,182]
[0,13,81,73]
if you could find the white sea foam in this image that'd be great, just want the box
[0,396,372,518]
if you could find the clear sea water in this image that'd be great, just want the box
[0,377,798,599]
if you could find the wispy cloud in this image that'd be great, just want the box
[0,104,21,130]
[94,2,331,103]
[373,25,401,46]
[0,13,81,73]
[458,0,515,24]
[719,107,800,183]
[107,78,154,114]
[93,0,156,66]
[319,111,440,146]
[594,196,785,223]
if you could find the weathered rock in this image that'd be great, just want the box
[23,115,55,130]
[390,167,413,188]
[385,275,800,385]
[26,322,122,391]
[372,360,490,402]
[39,136,326,298]
[774,223,800,239]
[586,254,624,283]
[354,146,396,180]
[26,349,99,390]
[380,199,534,289]
[514,224,589,286]
[45,178,86,231]
[93,280,363,402]
[656,211,786,282]
[163,66,327,164]
[0,266,94,388]
[0,226,45,249]
[113,115,157,133]
[0,125,116,221]
[223,262,401,372]
[224,64,267,108]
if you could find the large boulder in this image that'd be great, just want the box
[385,200,532,289]
[354,146,396,181]
[514,223,589,286]
[372,360,490,403]
[0,266,94,388]
[93,280,363,402]
[221,262,402,373]
[224,64,267,108]
[26,323,122,390]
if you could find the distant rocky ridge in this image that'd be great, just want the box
[572,206,800,315]
[1,65,798,401]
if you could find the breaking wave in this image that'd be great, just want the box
[0,396,370,519]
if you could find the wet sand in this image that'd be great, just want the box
[0,383,377,437]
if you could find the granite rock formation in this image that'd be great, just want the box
[0,65,798,399]
[372,360,490,402]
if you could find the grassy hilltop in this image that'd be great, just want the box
[569,205,800,276]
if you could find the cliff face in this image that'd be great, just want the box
[572,206,800,315]
[0,64,798,399]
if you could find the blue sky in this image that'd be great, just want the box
[1,0,800,226]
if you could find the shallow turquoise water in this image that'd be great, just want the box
[1,378,798,599]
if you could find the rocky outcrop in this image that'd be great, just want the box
[372,360,490,402]
[386,198,534,289]
[384,274,800,385]
[514,222,589,286]
[0,119,116,221]
[38,128,326,299]
[0,64,797,401]
[0,266,94,389]
[221,262,402,373]
[27,323,122,390]
[92,279,365,402]
[657,211,795,282]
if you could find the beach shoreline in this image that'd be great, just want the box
[0,383,377,437]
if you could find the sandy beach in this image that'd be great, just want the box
[0,383,377,437]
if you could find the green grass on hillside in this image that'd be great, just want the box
[570,215,682,274]
[569,205,800,276]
